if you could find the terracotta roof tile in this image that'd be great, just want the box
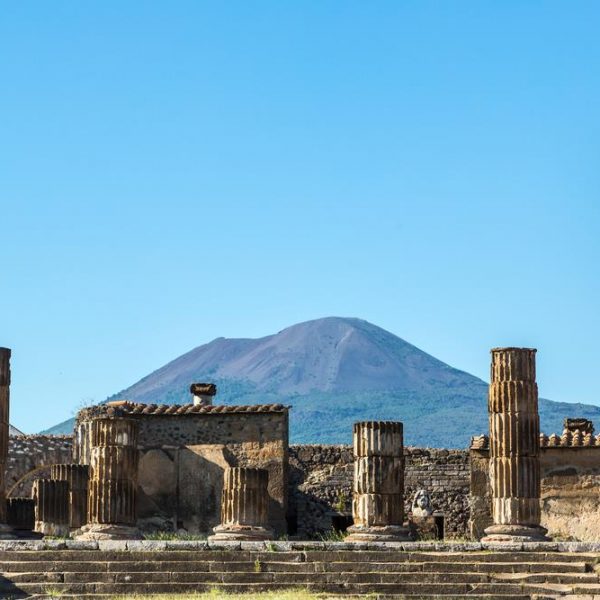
[471,430,600,449]
[104,401,287,416]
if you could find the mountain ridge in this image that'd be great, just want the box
[42,317,600,447]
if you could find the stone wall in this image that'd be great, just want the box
[6,435,73,498]
[289,445,470,538]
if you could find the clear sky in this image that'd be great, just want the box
[1,1,599,433]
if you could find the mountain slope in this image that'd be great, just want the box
[43,317,600,447]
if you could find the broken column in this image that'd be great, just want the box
[190,383,217,406]
[0,348,15,538]
[51,464,89,531]
[209,467,273,541]
[33,479,69,537]
[346,421,411,541]
[78,416,141,540]
[482,347,549,542]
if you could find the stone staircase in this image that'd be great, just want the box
[1,541,600,599]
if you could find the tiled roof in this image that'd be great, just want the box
[470,430,600,450]
[104,401,288,416]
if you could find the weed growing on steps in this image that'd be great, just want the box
[43,586,65,597]
[317,528,347,542]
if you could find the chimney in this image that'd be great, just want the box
[190,383,217,406]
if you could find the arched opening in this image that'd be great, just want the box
[7,465,53,498]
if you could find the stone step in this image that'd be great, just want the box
[0,549,595,563]
[3,570,598,585]
[1,581,598,595]
[0,559,590,574]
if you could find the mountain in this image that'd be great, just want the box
[42,317,600,447]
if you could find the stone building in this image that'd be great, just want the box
[73,397,289,536]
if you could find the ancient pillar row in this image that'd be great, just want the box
[482,347,549,542]
[77,417,141,540]
[346,421,411,542]
[51,464,89,530]
[0,348,15,538]
[209,467,274,541]
[7,498,35,531]
[32,479,70,537]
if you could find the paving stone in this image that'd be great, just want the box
[208,540,242,550]
[65,540,99,550]
[97,540,127,552]
[43,539,69,550]
[126,540,167,551]
[164,539,208,550]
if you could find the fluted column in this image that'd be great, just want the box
[482,347,549,542]
[73,419,93,465]
[33,479,69,537]
[209,467,274,541]
[77,417,141,540]
[0,348,15,538]
[346,421,411,542]
[51,464,89,530]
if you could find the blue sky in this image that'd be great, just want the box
[1,1,599,433]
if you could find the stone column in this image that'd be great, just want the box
[346,421,411,542]
[482,347,549,542]
[51,464,89,531]
[32,479,69,537]
[0,348,15,538]
[209,467,274,541]
[77,417,141,540]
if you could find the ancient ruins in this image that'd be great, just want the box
[2,345,600,542]
[3,344,600,596]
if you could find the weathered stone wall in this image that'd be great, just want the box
[289,445,470,538]
[470,445,600,541]
[6,435,73,498]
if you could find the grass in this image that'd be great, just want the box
[317,529,347,542]
[43,587,65,597]
[110,591,349,599]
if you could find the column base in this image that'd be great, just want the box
[345,524,413,542]
[482,524,550,542]
[0,522,17,540]
[76,523,142,540]
[208,524,274,542]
